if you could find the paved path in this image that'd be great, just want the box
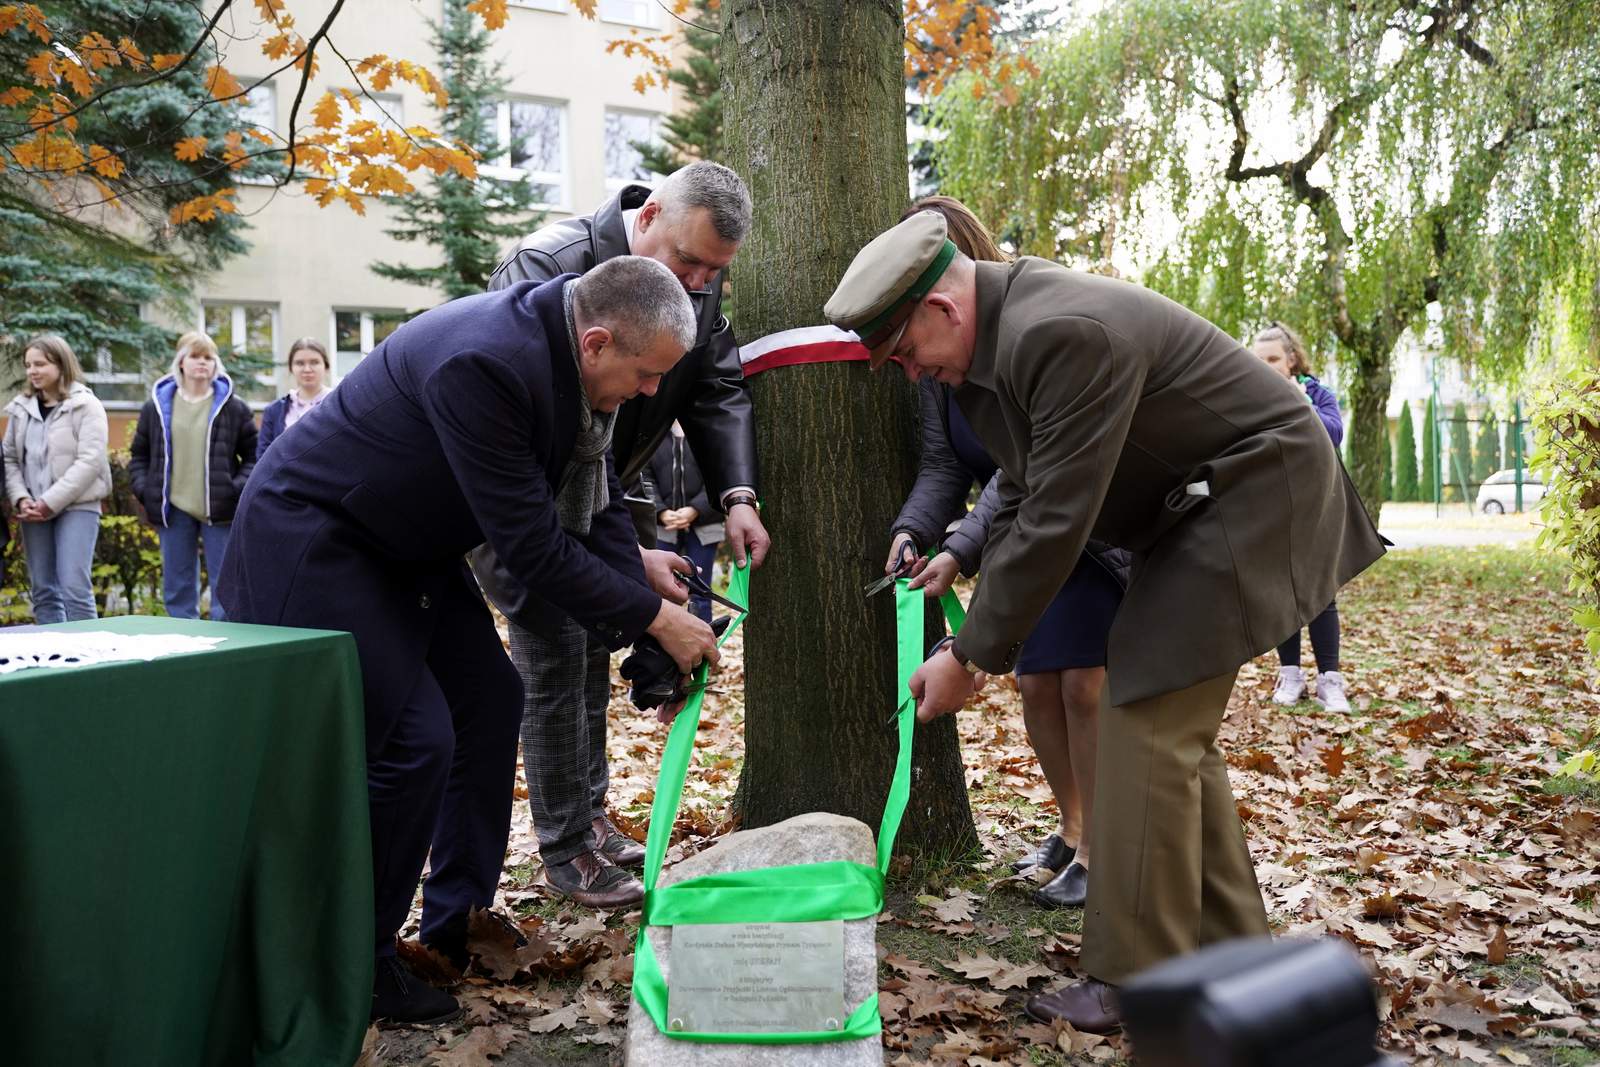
[1376,502,1539,549]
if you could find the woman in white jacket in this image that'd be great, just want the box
[3,335,111,622]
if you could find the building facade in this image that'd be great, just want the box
[98,0,676,441]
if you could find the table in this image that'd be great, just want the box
[0,615,372,1066]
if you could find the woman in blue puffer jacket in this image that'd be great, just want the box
[1253,321,1350,712]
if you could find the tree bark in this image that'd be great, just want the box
[1346,347,1392,524]
[721,0,977,855]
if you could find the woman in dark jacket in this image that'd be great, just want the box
[257,337,332,461]
[129,331,257,620]
[886,196,1127,910]
[1253,321,1349,712]
[647,421,723,623]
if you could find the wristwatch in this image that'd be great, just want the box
[723,491,759,512]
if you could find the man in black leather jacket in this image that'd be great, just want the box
[469,162,770,908]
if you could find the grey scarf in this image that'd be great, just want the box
[556,278,615,535]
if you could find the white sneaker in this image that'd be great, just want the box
[1272,666,1305,705]
[1316,671,1351,712]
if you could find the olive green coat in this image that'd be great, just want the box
[949,258,1386,705]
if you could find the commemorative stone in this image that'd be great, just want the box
[625,812,884,1066]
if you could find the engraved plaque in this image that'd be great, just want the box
[666,920,847,1033]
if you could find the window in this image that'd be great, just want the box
[333,309,408,379]
[237,81,277,185]
[80,307,149,407]
[600,0,657,27]
[240,81,276,136]
[604,109,661,191]
[203,302,278,400]
[482,99,567,207]
[509,0,566,10]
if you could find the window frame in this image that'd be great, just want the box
[331,308,408,380]
[602,106,663,193]
[479,97,570,211]
[200,300,279,394]
[598,0,659,28]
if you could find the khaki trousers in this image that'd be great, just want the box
[1080,669,1269,985]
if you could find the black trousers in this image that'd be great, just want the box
[366,577,523,957]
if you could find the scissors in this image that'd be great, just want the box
[863,539,919,597]
[674,558,745,615]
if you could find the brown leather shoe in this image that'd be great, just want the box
[590,816,646,868]
[1025,979,1121,1033]
[545,849,644,909]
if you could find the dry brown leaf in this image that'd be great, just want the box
[424,1024,515,1066]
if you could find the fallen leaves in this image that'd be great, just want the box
[944,952,1054,990]
[376,548,1596,1065]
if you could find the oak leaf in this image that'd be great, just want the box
[467,0,508,31]
[424,1024,515,1065]
[311,92,341,129]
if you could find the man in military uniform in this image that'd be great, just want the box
[826,212,1385,1032]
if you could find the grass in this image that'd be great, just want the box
[1466,952,1548,986]
[1542,775,1600,801]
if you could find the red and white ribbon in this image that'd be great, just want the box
[738,325,868,377]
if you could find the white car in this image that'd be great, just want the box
[1476,469,1545,514]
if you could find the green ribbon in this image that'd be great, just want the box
[631,567,960,1043]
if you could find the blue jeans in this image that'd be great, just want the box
[19,509,101,623]
[159,510,231,620]
[668,531,719,624]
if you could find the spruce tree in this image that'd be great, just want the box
[636,0,722,174]
[373,0,540,300]
[0,0,256,369]
[1393,401,1420,502]
[1474,410,1501,483]
[1421,396,1439,503]
[1379,423,1392,504]
[1449,400,1473,502]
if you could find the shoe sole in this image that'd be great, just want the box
[1022,998,1121,1032]
[1031,889,1086,910]
[373,1004,463,1027]
[550,885,645,909]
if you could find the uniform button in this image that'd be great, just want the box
[419,595,432,609]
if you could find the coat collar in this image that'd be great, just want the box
[964,260,1010,392]
[7,381,91,420]
[591,184,653,263]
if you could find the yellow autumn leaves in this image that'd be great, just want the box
[0,0,492,224]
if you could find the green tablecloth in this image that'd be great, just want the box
[0,615,372,1067]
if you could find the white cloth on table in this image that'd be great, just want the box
[0,631,224,674]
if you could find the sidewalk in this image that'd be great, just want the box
[1376,500,1540,548]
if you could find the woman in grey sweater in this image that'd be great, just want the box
[3,334,111,622]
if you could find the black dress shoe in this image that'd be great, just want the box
[590,815,646,868]
[1033,861,1089,909]
[1012,833,1075,874]
[1025,978,1121,1033]
[546,849,644,909]
[371,956,460,1025]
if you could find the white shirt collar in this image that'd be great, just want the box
[622,207,639,253]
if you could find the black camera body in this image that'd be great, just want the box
[619,615,731,710]
[1120,937,1403,1067]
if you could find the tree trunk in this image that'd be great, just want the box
[1346,346,1392,525]
[722,0,977,855]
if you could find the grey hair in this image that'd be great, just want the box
[573,255,697,355]
[655,161,753,243]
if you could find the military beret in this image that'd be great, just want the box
[824,211,958,368]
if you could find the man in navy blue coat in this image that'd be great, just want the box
[218,257,717,1023]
